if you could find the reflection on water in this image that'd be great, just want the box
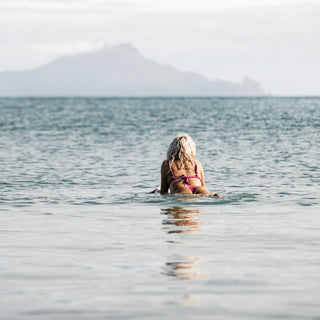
[165,256,207,280]
[161,206,204,233]
[162,206,207,282]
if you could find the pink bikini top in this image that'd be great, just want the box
[167,160,202,187]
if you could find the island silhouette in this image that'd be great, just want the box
[0,43,266,97]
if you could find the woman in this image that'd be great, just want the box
[160,134,219,196]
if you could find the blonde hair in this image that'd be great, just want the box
[167,134,196,169]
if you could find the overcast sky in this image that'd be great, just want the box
[0,0,319,95]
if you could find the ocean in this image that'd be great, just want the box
[1,97,319,319]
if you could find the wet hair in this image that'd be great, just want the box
[167,134,196,169]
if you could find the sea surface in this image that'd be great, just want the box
[0,97,319,319]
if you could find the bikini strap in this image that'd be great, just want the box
[167,160,175,178]
[194,161,198,175]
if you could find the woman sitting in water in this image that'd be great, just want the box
[158,134,220,196]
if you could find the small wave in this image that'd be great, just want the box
[72,200,108,205]
[111,192,259,206]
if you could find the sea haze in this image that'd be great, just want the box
[0,97,319,319]
[0,44,266,97]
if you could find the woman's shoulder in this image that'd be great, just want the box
[195,159,203,169]
[161,160,169,172]
[161,159,168,166]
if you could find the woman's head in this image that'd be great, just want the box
[167,134,196,169]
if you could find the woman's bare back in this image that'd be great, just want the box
[161,160,212,195]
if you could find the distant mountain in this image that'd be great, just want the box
[0,43,267,97]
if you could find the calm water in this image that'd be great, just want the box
[1,97,320,319]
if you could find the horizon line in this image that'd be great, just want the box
[0,95,319,99]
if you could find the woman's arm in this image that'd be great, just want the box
[197,161,206,188]
[160,160,169,194]
[198,160,221,197]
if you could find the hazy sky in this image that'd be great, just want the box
[1,0,320,95]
